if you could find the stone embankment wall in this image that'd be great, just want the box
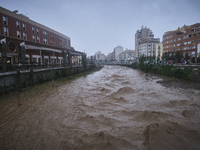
[0,65,94,94]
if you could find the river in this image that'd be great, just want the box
[0,65,200,150]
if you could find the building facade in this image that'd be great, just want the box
[163,23,200,63]
[155,43,163,61]
[135,26,154,58]
[138,38,160,57]
[95,51,106,61]
[0,6,85,72]
[106,52,114,61]
[117,49,135,62]
[114,45,123,59]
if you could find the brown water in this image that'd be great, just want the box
[0,65,200,150]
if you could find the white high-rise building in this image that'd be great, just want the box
[135,26,155,58]
[95,51,106,61]
[114,46,123,59]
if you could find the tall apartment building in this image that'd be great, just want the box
[135,26,155,58]
[163,23,200,63]
[0,6,84,69]
[114,45,123,59]
[138,38,160,57]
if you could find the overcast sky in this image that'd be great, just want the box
[1,0,200,56]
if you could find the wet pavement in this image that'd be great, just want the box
[0,65,200,150]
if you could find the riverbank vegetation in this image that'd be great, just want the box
[125,55,200,82]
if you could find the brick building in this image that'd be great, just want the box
[0,6,85,71]
[163,23,200,63]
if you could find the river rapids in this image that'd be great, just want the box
[0,65,200,150]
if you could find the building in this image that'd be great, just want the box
[106,52,114,61]
[155,43,163,61]
[138,38,160,58]
[0,6,85,72]
[163,23,200,63]
[135,26,154,58]
[114,46,123,59]
[95,51,106,61]
[117,49,135,63]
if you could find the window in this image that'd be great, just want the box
[198,40,200,43]
[177,43,180,46]
[50,40,52,45]
[16,21,20,29]
[184,47,187,50]
[177,38,181,41]
[188,46,191,50]
[53,41,55,45]
[184,42,187,45]
[17,31,20,38]
[3,27,8,35]
[3,16,8,25]
[22,23,26,30]
[192,46,196,49]
[36,28,39,34]
[53,35,55,39]
[23,32,27,39]
[188,41,191,44]
[192,40,195,44]
[32,27,35,33]
[183,35,188,39]
[50,34,52,38]
[43,31,47,37]
[43,38,47,44]
[37,36,40,42]
[32,35,35,41]
[173,39,176,42]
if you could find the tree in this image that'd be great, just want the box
[157,54,160,63]
[175,50,182,63]
[138,54,145,71]
[171,52,175,64]
[162,52,169,64]
[184,52,190,63]
[82,57,87,71]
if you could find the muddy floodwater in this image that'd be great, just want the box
[0,65,200,150]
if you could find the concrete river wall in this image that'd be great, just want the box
[0,65,94,93]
